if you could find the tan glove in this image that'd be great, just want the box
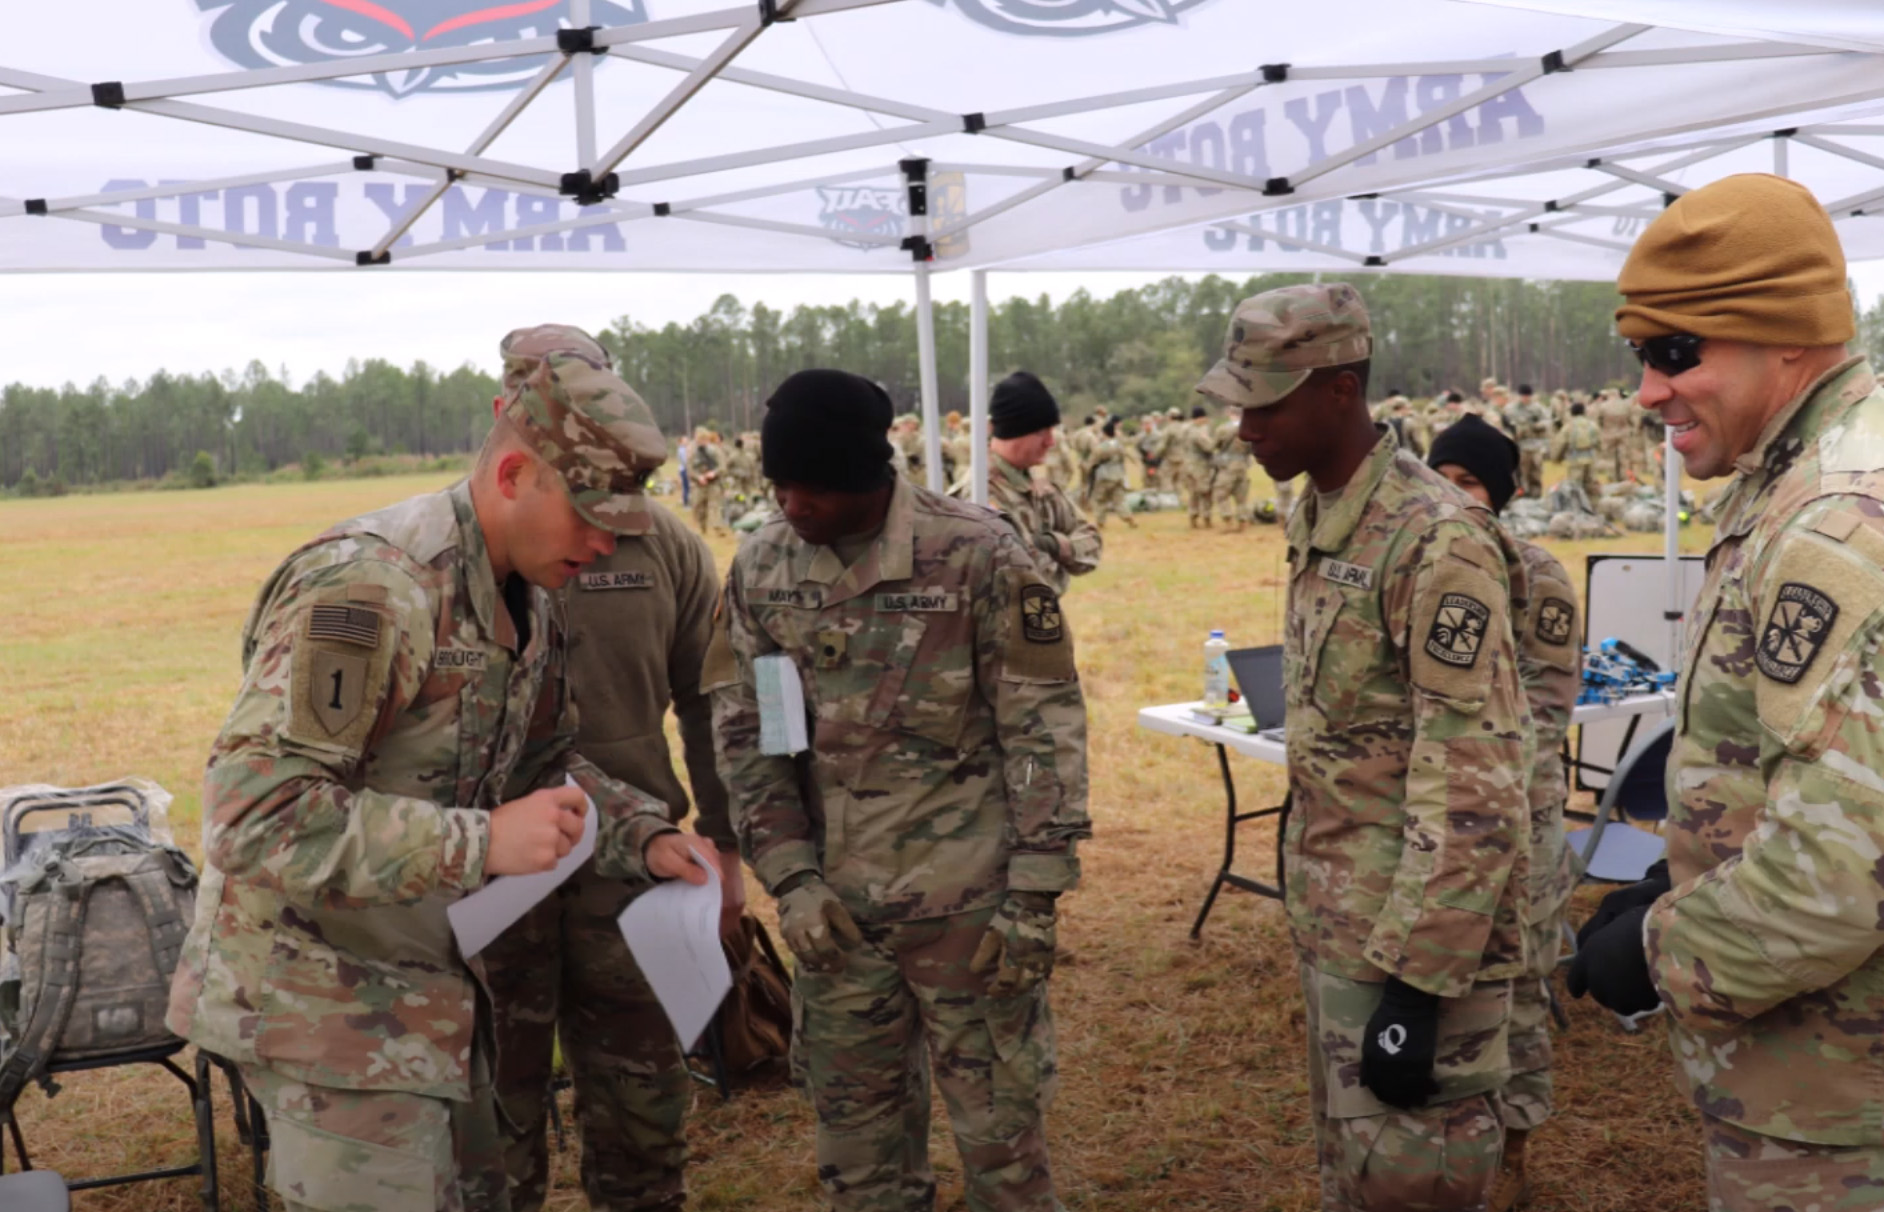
[776,876,862,974]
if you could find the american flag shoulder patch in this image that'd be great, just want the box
[306,603,383,648]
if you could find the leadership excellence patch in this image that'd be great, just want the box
[1756,582,1838,685]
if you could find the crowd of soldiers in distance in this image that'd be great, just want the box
[671,376,1677,541]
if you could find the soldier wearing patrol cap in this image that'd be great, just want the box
[167,333,717,1212]
[1568,174,1884,1211]
[708,368,1091,1212]
[476,326,743,1212]
[1199,282,1534,1212]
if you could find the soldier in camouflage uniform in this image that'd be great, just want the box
[688,428,725,535]
[1040,424,1078,494]
[1085,417,1136,530]
[1594,389,1635,483]
[1502,385,1553,501]
[1180,406,1218,527]
[975,371,1102,593]
[1426,414,1579,1212]
[1202,284,1533,1212]
[1570,174,1884,1211]
[1550,403,1602,499]
[167,339,715,1212]
[1209,406,1253,531]
[475,327,742,1212]
[709,368,1091,1212]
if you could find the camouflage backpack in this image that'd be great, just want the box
[0,782,197,1109]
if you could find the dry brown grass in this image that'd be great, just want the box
[0,469,1714,1211]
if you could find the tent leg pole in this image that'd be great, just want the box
[915,264,944,493]
[970,269,990,506]
[572,0,598,167]
[1665,427,1682,665]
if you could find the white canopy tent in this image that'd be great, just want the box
[3,0,1879,627]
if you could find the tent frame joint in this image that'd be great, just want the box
[559,169,619,205]
[355,250,391,267]
[557,26,605,54]
[1260,63,1289,83]
[1363,255,1384,266]
[353,154,377,171]
[902,235,933,262]
[757,0,793,26]
[653,201,671,216]
[1772,127,1798,138]
[962,112,986,134]
[90,81,125,109]
[23,199,46,216]
[1263,176,1293,196]
[1540,49,1569,74]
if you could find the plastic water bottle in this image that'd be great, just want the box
[1203,630,1231,710]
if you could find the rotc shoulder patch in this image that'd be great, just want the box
[1425,593,1491,669]
[1020,584,1064,643]
[1756,582,1839,685]
[1536,597,1575,648]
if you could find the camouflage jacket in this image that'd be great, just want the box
[1647,356,1884,1146]
[689,441,722,487]
[1557,416,1601,460]
[1086,436,1128,484]
[1515,539,1580,922]
[710,475,1091,923]
[563,499,732,848]
[1504,400,1554,449]
[168,480,675,1099]
[1182,421,1217,471]
[1283,428,1534,997]
[1211,421,1252,471]
[985,453,1102,595]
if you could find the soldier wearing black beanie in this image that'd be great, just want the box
[1426,413,1520,513]
[761,368,896,493]
[989,371,1060,439]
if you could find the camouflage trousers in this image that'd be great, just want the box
[1599,438,1630,484]
[1211,467,1249,523]
[690,483,722,533]
[1300,964,1511,1212]
[1564,458,1599,500]
[1090,478,1131,530]
[794,906,1059,1212]
[1502,911,1564,1132]
[240,1056,509,1212]
[483,865,690,1212]
[1704,1116,1884,1211]
[1518,444,1546,502]
[1185,469,1214,521]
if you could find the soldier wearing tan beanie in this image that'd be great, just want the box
[1570,173,1884,1212]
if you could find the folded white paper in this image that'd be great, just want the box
[619,850,733,1052]
[447,777,596,959]
[755,652,809,756]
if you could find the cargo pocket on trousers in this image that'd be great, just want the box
[984,985,1056,1139]
[264,1097,451,1212]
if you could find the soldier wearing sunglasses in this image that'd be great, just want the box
[1568,173,1884,1211]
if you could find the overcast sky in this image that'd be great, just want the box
[14,263,1884,391]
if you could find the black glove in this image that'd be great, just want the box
[1360,977,1442,1110]
[1566,904,1661,1015]
[1574,859,1670,950]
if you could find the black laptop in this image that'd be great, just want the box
[1227,645,1286,741]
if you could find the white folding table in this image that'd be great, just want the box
[1138,692,1677,937]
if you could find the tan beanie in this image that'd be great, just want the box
[1615,174,1853,347]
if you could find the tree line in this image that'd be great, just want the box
[6,272,1882,493]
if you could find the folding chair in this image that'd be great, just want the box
[0,1168,69,1211]
[1567,715,1673,884]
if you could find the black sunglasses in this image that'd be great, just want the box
[1628,332,1705,377]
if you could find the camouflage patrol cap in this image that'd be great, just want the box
[1166,406,1181,419]
[500,323,612,402]
[1196,282,1372,410]
[503,351,667,535]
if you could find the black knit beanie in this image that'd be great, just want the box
[989,371,1060,439]
[1427,413,1520,513]
[762,369,895,492]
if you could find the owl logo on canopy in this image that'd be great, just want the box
[931,0,1215,37]
[196,0,647,98]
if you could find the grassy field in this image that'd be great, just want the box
[0,469,1716,1211]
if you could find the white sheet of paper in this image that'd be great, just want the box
[755,652,809,756]
[619,849,733,1052]
[447,778,597,959]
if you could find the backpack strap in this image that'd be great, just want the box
[0,871,93,1112]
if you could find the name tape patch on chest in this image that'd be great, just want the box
[1756,582,1839,685]
[876,591,959,612]
[434,647,491,673]
[1536,597,1575,647]
[1320,558,1374,591]
[579,570,655,591]
[1424,593,1490,669]
[752,586,825,610]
